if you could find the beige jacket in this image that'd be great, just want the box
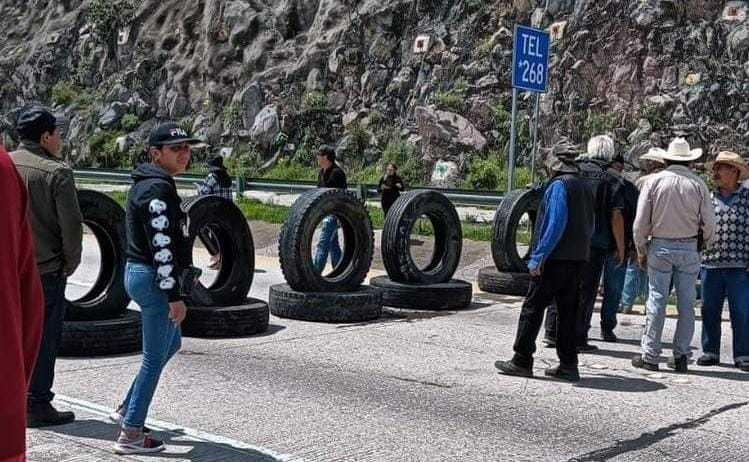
[10,142,83,276]
[633,165,716,256]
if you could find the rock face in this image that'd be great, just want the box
[0,0,747,176]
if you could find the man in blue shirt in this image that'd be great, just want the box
[496,139,595,382]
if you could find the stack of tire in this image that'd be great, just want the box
[179,195,269,338]
[60,191,267,358]
[370,190,473,311]
[60,190,140,357]
[478,187,543,297]
[269,189,383,323]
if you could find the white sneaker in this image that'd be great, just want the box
[109,406,152,434]
[113,431,165,455]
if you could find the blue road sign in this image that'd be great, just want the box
[511,25,550,93]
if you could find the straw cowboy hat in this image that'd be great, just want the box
[660,137,703,162]
[707,151,749,181]
[639,147,666,164]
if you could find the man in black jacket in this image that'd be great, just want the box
[495,140,595,382]
[112,122,200,455]
[313,145,347,273]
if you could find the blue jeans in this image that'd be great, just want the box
[641,238,700,362]
[700,267,749,364]
[313,216,342,273]
[28,271,67,404]
[120,262,181,430]
[620,262,648,309]
[601,254,627,331]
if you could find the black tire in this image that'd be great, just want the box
[279,189,374,292]
[182,196,254,306]
[59,310,142,357]
[491,188,542,273]
[369,276,472,311]
[477,267,531,296]
[181,298,269,338]
[65,190,129,322]
[381,190,462,284]
[269,283,382,323]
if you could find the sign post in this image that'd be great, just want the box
[509,25,550,192]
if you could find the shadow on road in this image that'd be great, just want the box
[48,419,285,462]
[566,401,749,461]
[574,373,667,393]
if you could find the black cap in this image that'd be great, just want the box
[148,122,201,147]
[15,105,59,142]
[207,155,224,168]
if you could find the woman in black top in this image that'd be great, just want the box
[378,163,405,216]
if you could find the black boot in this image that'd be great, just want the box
[601,329,617,343]
[544,365,580,382]
[27,402,75,428]
[631,355,659,371]
[667,356,688,373]
[495,359,533,378]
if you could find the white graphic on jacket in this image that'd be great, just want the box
[154,248,173,264]
[151,215,169,231]
[152,233,171,248]
[159,277,176,290]
[149,196,179,295]
[156,264,174,279]
[149,199,168,214]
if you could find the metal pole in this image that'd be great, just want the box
[530,92,540,185]
[508,87,518,193]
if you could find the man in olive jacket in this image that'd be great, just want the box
[10,105,83,427]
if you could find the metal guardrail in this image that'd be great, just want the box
[74,169,505,207]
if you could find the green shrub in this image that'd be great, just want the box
[262,158,317,181]
[303,91,328,111]
[88,0,139,46]
[583,111,619,139]
[225,147,262,179]
[641,104,666,131]
[222,103,243,130]
[476,37,494,58]
[88,130,126,168]
[434,90,464,112]
[382,138,424,187]
[51,82,77,106]
[467,158,502,190]
[121,113,140,131]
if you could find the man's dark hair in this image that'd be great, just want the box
[317,145,336,163]
[15,106,57,143]
[387,162,398,170]
[665,159,692,167]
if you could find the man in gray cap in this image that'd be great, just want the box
[10,105,83,427]
[495,139,595,382]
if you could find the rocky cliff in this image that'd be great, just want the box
[1,0,748,186]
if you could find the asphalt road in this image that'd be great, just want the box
[31,234,749,462]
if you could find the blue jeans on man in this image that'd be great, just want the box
[119,262,182,430]
[28,271,68,404]
[641,238,700,363]
[700,267,749,366]
[620,262,648,310]
[601,254,627,332]
[313,216,342,273]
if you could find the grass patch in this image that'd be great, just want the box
[235,197,290,224]
[108,191,128,208]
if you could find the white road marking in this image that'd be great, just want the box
[56,394,303,462]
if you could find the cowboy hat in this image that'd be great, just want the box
[639,147,666,164]
[707,151,749,181]
[660,137,702,162]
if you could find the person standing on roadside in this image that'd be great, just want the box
[111,122,201,454]
[697,152,749,372]
[619,148,667,313]
[378,163,405,216]
[543,135,626,350]
[598,153,640,342]
[0,146,45,462]
[632,138,715,373]
[313,145,347,273]
[197,155,233,269]
[10,106,83,428]
[495,139,595,382]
